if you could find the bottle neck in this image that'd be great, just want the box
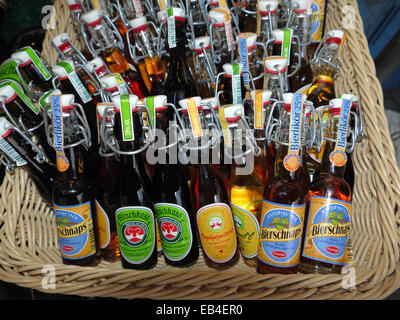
[58,145,86,181]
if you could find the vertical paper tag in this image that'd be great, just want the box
[186,98,203,138]
[120,94,135,142]
[133,0,144,17]
[90,0,103,14]
[114,74,129,95]
[198,0,211,26]
[17,47,52,81]
[0,60,25,89]
[256,2,261,36]
[283,93,305,172]
[145,96,156,129]
[339,33,346,58]
[0,136,27,167]
[329,99,351,167]
[238,36,249,88]
[254,90,264,129]
[0,81,39,115]
[218,0,229,9]
[50,95,70,172]
[158,0,168,11]
[219,106,232,148]
[167,8,177,49]
[232,63,242,104]
[281,28,292,64]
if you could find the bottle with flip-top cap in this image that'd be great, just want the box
[85,57,110,98]
[52,33,92,66]
[258,93,311,274]
[256,0,278,44]
[263,56,288,100]
[300,98,353,274]
[80,9,149,99]
[238,0,258,33]
[307,30,346,108]
[188,0,208,37]
[49,94,100,266]
[111,94,157,270]
[99,73,131,102]
[219,63,247,105]
[127,16,166,95]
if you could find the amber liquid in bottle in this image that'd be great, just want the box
[190,164,239,269]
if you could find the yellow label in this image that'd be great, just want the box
[302,196,352,266]
[218,105,232,148]
[90,0,103,14]
[156,218,162,252]
[55,201,97,260]
[256,1,260,35]
[258,200,305,268]
[254,90,264,129]
[311,0,327,43]
[218,0,228,9]
[230,186,263,258]
[196,203,237,263]
[186,98,203,137]
[95,200,110,249]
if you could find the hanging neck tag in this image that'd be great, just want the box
[145,96,156,129]
[253,90,264,130]
[120,94,135,142]
[167,8,177,49]
[17,47,52,81]
[114,74,129,95]
[90,0,103,14]
[238,35,249,88]
[218,105,232,148]
[231,63,242,104]
[186,98,203,138]
[50,95,69,172]
[133,0,144,17]
[0,81,39,115]
[283,93,305,172]
[329,99,351,167]
[214,8,233,52]
[281,28,292,64]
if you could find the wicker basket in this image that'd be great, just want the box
[0,0,399,300]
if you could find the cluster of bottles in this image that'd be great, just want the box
[0,0,365,274]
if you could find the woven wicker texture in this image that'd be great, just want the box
[0,0,399,300]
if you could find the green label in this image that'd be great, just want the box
[154,203,193,261]
[232,63,242,104]
[17,47,52,80]
[116,206,155,264]
[0,81,39,115]
[145,96,156,129]
[230,203,260,258]
[281,28,292,63]
[167,8,177,49]
[0,60,25,90]
[120,94,134,141]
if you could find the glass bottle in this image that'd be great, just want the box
[99,73,130,102]
[238,0,258,33]
[208,7,235,72]
[11,47,53,99]
[256,0,278,44]
[300,98,352,274]
[263,56,288,100]
[188,0,208,37]
[52,33,92,66]
[112,94,157,270]
[80,9,149,98]
[258,93,310,274]
[95,103,121,262]
[219,63,246,105]
[192,36,217,99]
[50,94,100,266]
[306,30,346,108]
[127,16,166,95]
[0,116,57,206]
[190,163,240,269]
[164,8,199,106]
[85,57,111,98]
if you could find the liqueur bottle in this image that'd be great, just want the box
[95,103,121,262]
[258,93,311,274]
[300,98,353,274]
[219,63,246,105]
[256,0,278,44]
[190,163,240,269]
[50,94,100,266]
[263,56,288,100]
[80,9,149,99]
[306,30,346,108]
[164,8,199,106]
[112,94,157,270]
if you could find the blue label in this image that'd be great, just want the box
[238,37,249,87]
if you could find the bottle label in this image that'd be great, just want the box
[95,199,111,249]
[218,105,232,148]
[90,0,103,14]
[283,93,305,172]
[302,196,352,265]
[0,81,39,115]
[258,200,305,268]
[17,47,52,81]
[230,202,260,259]
[329,99,351,167]
[57,61,92,104]
[281,28,292,64]
[311,0,327,43]
[238,35,249,88]
[231,63,242,104]
[50,95,70,172]
[154,203,193,261]
[167,8,177,49]
[186,98,203,138]
[0,60,25,90]
[55,201,97,260]
[196,203,237,263]
[133,0,144,17]
[0,136,27,167]
[253,90,264,129]
[213,8,233,52]
[114,74,129,95]
[115,206,155,264]
[120,94,135,141]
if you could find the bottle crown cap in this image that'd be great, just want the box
[112,94,139,112]
[129,16,148,30]
[250,90,272,103]
[264,56,287,72]
[223,63,243,75]
[52,60,75,78]
[258,0,278,12]
[81,8,102,25]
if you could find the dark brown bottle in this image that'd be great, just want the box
[220,63,247,105]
